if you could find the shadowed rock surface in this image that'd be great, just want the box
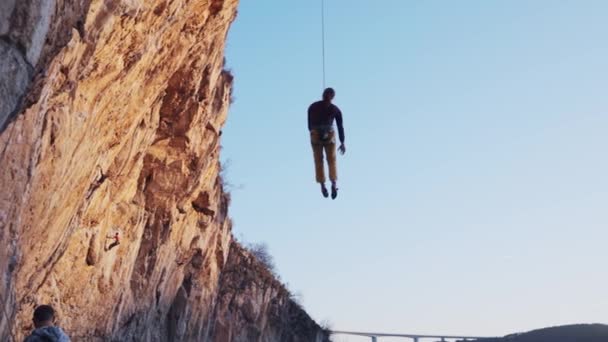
[210,243,330,342]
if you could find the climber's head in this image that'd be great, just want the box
[33,305,55,328]
[322,87,335,102]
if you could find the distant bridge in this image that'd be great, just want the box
[330,330,494,342]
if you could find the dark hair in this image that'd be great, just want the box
[33,305,55,324]
[322,87,335,100]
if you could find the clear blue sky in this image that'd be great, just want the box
[222,1,608,339]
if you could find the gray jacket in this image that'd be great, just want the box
[24,326,70,342]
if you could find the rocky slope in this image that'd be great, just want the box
[473,324,608,342]
[0,0,327,341]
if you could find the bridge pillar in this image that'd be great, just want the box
[371,337,377,342]
[412,337,419,342]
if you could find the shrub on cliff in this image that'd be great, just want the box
[246,242,277,276]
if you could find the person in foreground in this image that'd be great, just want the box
[24,305,70,342]
[308,87,346,199]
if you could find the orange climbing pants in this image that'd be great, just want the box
[310,130,337,183]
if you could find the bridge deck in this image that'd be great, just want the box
[331,330,494,341]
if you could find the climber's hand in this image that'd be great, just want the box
[339,144,346,155]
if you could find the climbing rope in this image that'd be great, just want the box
[321,0,326,89]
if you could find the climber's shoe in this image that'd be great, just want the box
[331,184,338,200]
[321,184,329,198]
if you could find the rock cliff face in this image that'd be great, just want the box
[0,0,327,341]
[210,243,329,342]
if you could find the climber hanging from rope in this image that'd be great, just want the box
[308,87,346,199]
[307,1,346,199]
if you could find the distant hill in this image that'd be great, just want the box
[472,324,608,342]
